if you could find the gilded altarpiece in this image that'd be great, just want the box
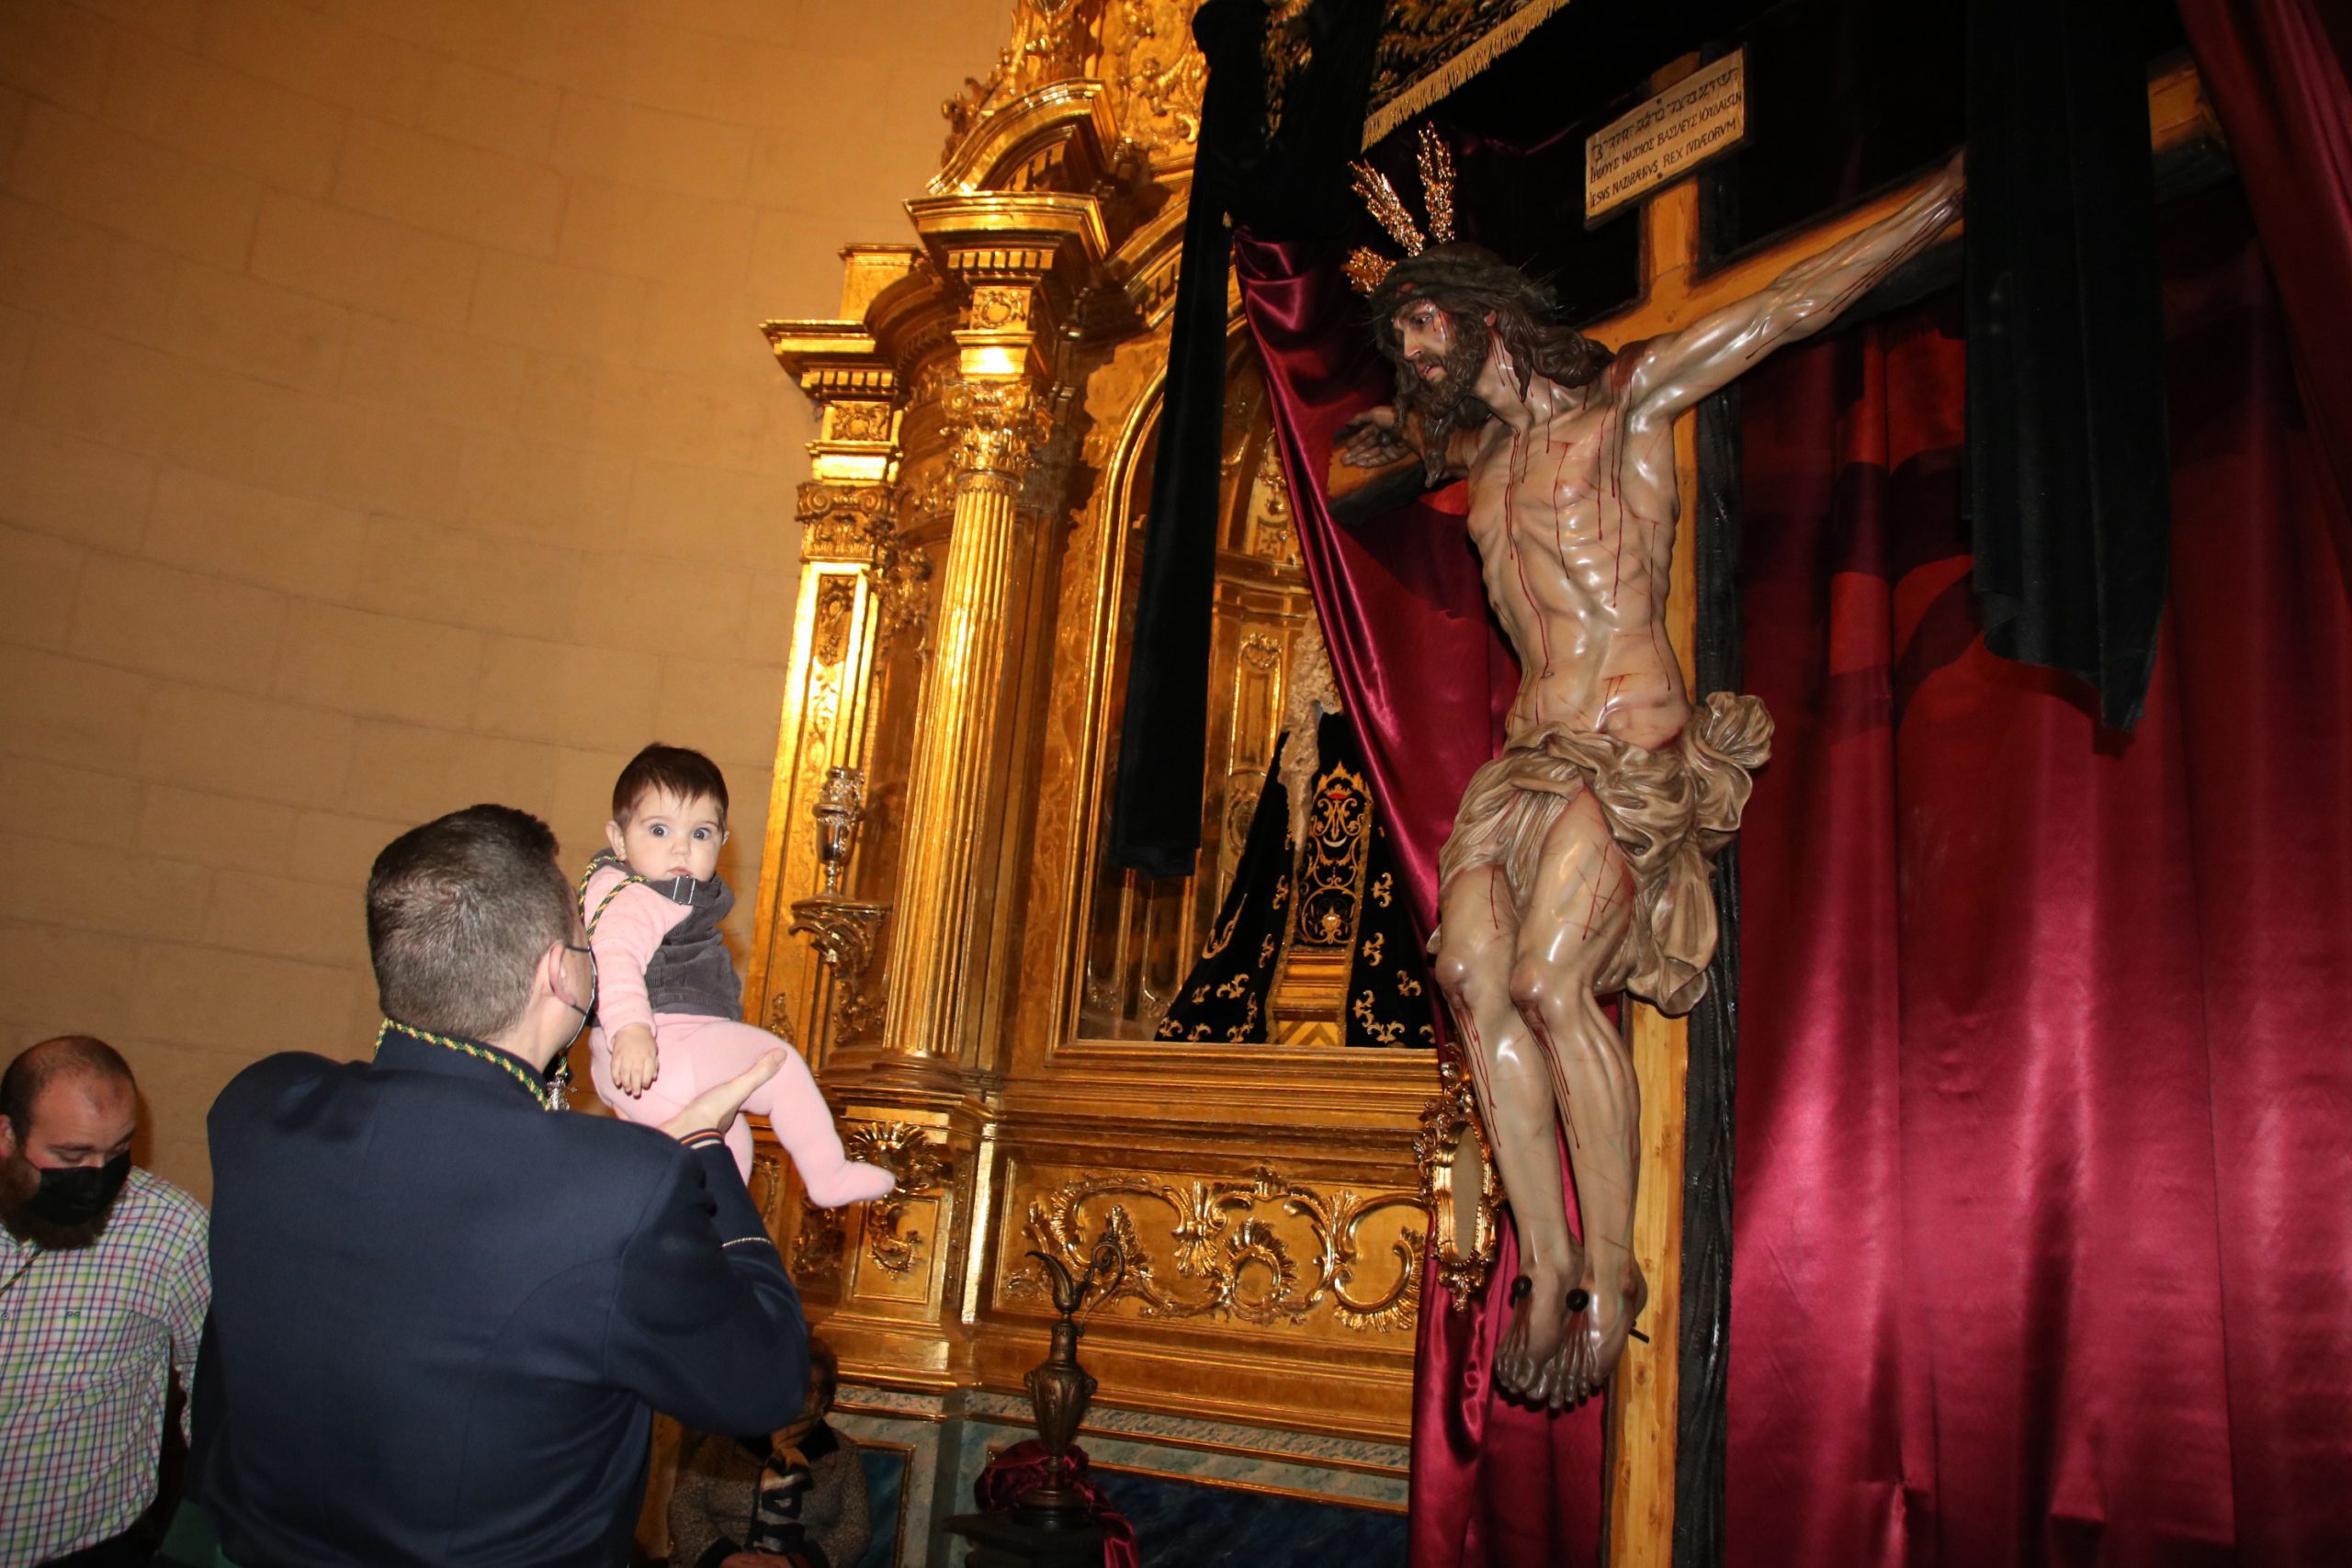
[748,7,1774,1562]
[742,7,1433,1559]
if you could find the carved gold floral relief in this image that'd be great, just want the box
[786,897,889,1044]
[1415,1055,1504,1311]
[844,1122,956,1275]
[1116,0,1207,152]
[829,400,897,443]
[797,480,892,563]
[969,286,1035,332]
[1012,1163,1422,1334]
[943,381,1057,479]
[749,1150,846,1292]
[811,577,860,665]
[792,1199,848,1285]
[871,524,933,648]
[941,0,1099,161]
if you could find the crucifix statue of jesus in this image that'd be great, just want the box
[1339,153,1964,1406]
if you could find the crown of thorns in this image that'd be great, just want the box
[1345,126,1458,296]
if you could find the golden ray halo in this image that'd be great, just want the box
[1345,125,1459,296]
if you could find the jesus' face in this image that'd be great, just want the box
[1389,296,1493,425]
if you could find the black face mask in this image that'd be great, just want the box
[26,1152,132,1229]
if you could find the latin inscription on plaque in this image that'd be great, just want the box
[1585,51,1747,226]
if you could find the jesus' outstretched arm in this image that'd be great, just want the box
[1623,152,1964,424]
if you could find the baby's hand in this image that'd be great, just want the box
[612,1025,660,1097]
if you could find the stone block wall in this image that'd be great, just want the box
[0,0,1008,1194]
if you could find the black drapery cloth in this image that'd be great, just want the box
[1105,0,1267,878]
[1155,732,1293,1042]
[1106,0,1381,876]
[1964,0,2171,729]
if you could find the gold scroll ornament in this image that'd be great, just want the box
[1416,1052,1504,1311]
[783,1122,956,1288]
[1015,1165,1424,1335]
[846,1121,956,1275]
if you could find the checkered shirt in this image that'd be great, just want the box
[0,1168,209,1566]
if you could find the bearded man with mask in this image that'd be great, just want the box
[186,804,808,1567]
[0,1035,210,1567]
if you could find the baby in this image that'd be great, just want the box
[582,742,893,1203]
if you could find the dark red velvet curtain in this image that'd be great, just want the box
[2179,0,2352,572]
[1731,185,2352,1566]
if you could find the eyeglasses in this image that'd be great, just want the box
[558,943,597,1011]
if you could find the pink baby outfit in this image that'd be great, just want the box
[581,855,892,1204]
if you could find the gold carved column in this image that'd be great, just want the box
[865,194,1104,1077]
[877,369,1054,1067]
[807,367,1057,1379]
[752,270,922,1069]
[780,180,1110,1380]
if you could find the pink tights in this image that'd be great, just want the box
[588,1015,894,1204]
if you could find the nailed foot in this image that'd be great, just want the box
[1525,1285,1598,1409]
[1577,1265,1649,1397]
[1497,1263,1592,1402]
[1495,1261,1574,1398]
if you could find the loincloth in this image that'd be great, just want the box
[1433,692,1773,1015]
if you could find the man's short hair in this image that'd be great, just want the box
[805,1336,839,1408]
[367,806,576,1042]
[2,1036,134,1142]
[611,743,729,827]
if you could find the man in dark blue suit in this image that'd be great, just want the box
[187,804,808,1566]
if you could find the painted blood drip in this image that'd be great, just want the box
[1524,1015,1580,1152]
[1576,871,1625,942]
[1503,428,1555,673]
[1606,409,1629,604]
[1451,1006,1499,1111]
[1746,243,1917,365]
[1548,415,1569,594]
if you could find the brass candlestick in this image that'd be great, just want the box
[1016,1233,1125,1529]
